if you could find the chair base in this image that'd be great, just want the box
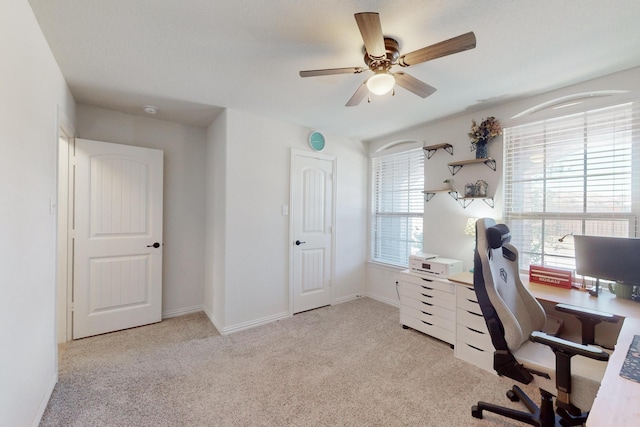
[472,386,587,427]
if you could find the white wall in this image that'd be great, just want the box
[365,66,640,301]
[205,109,368,333]
[75,105,207,317]
[205,110,227,326]
[0,1,76,426]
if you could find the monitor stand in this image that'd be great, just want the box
[589,278,600,297]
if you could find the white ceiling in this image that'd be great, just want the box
[29,0,640,140]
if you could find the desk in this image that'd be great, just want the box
[449,271,640,319]
[586,317,640,426]
[448,272,640,427]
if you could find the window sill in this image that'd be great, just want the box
[367,260,407,272]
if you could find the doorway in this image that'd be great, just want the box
[290,149,336,314]
[56,134,164,341]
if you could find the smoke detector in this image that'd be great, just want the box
[143,105,158,115]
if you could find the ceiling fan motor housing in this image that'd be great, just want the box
[364,37,400,72]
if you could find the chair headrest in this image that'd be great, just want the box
[487,224,511,249]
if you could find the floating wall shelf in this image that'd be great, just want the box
[448,191,495,208]
[447,157,496,175]
[423,143,453,159]
[422,189,452,202]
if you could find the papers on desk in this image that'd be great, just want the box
[620,335,640,383]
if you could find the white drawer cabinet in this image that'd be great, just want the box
[454,284,495,373]
[399,271,456,346]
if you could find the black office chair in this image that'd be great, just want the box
[471,218,619,427]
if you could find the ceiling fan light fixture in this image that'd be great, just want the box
[366,72,395,95]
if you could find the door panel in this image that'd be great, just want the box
[73,138,163,339]
[291,151,335,313]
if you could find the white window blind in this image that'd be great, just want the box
[371,148,424,267]
[504,102,640,271]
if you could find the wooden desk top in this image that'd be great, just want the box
[447,271,640,320]
[587,317,640,427]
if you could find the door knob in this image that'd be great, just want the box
[295,240,306,246]
[147,242,161,248]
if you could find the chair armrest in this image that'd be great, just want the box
[555,303,621,346]
[530,331,609,361]
[554,303,620,323]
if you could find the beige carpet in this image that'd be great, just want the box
[40,298,539,426]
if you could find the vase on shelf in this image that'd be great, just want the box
[475,140,488,159]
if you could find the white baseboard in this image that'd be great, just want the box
[214,311,291,335]
[162,304,205,319]
[32,371,57,427]
[365,293,400,308]
[333,294,362,304]
[202,306,223,334]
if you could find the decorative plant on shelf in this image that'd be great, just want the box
[468,116,502,159]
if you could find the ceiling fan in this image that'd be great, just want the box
[299,12,476,106]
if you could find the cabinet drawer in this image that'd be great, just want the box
[401,281,455,305]
[403,305,455,331]
[401,287,456,311]
[456,286,482,315]
[456,308,488,333]
[456,323,493,351]
[455,340,495,373]
[402,295,455,321]
[400,313,455,345]
[400,273,455,294]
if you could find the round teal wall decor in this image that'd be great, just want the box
[308,132,325,151]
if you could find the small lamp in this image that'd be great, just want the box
[366,71,395,95]
[465,218,478,237]
[465,218,478,273]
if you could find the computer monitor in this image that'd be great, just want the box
[574,235,640,286]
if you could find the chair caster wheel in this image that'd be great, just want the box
[471,405,483,419]
[506,390,519,402]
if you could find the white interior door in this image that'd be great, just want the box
[291,150,335,313]
[73,138,164,339]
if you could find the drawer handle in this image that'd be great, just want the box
[466,326,485,335]
[467,310,483,317]
[422,301,433,306]
[421,277,434,282]
[421,285,434,290]
[421,293,433,298]
[466,298,478,304]
[421,320,433,326]
[466,343,485,352]
[421,311,433,316]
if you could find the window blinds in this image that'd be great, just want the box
[371,148,424,267]
[504,101,640,270]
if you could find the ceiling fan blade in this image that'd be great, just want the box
[345,81,369,107]
[354,12,386,60]
[394,72,437,98]
[398,32,476,67]
[299,67,364,77]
